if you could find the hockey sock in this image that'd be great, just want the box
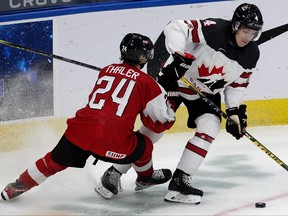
[133,135,154,177]
[177,132,214,174]
[133,159,154,177]
[35,152,67,177]
[20,152,67,187]
[18,170,39,190]
[112,164,132,174]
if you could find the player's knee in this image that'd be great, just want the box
[195,113,221,138]
[37,152,67,176]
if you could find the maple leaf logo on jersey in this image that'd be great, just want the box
[197,63,227,92]
[198,64,225,77]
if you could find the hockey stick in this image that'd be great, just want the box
[1,38,287,171]
[257,23,288,45]
[180,76,288,172]
[0,39,102,71]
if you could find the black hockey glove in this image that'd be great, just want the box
[157,52,196,94]
[226,104,247,140]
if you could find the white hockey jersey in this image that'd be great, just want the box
[164,18,260,108]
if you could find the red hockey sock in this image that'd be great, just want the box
[133,135,154,177]
[35,152,67,177]
[19,152,67,188]
[18,170,38,190]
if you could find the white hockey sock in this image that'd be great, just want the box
[112,164,132,174]
[177,133,213,174]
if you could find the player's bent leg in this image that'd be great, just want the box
[133,134,172,191]
[1,152,67,200]
[96,127,165,198]
[165,114,220,204]
[95,131,149,199]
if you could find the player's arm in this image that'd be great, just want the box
[164,19,205,55]
[224,70,252,108]
[225,105,247,140]
[224,72,251,140]
[140,84,176,134]
[141,96,175,133]
[164,20,188,54]
[157,52,196,98]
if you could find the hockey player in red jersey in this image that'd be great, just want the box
[95,37,196,198]
[99,3,264,204]
[1,33,185,201]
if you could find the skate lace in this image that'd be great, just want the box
[109,171,123,192]
[182,174,193,188]
[152,170,165,180]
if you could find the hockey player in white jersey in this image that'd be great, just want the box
[159,3,264,204]
[96,3,263,204]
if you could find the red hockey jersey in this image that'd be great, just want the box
[64,63,175,159]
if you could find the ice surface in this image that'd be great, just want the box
[0,125,288,215]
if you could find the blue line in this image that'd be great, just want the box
[0,0,229,22]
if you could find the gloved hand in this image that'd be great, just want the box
[226,104,247,140]
[157,52,196,93]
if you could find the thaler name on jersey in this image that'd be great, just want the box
[105,65,140,80]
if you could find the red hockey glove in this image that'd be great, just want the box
[226,105,247,140]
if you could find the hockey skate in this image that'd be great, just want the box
[164,169,203,204]
[95,166,122,199]
[135,169,172,191]
[1,179,28,200]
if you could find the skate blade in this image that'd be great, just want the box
[164,190,201,204]
[1,191,9,201]
[94,182,114,199]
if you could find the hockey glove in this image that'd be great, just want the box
[157,52,196,94]
[226,104,247,140]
